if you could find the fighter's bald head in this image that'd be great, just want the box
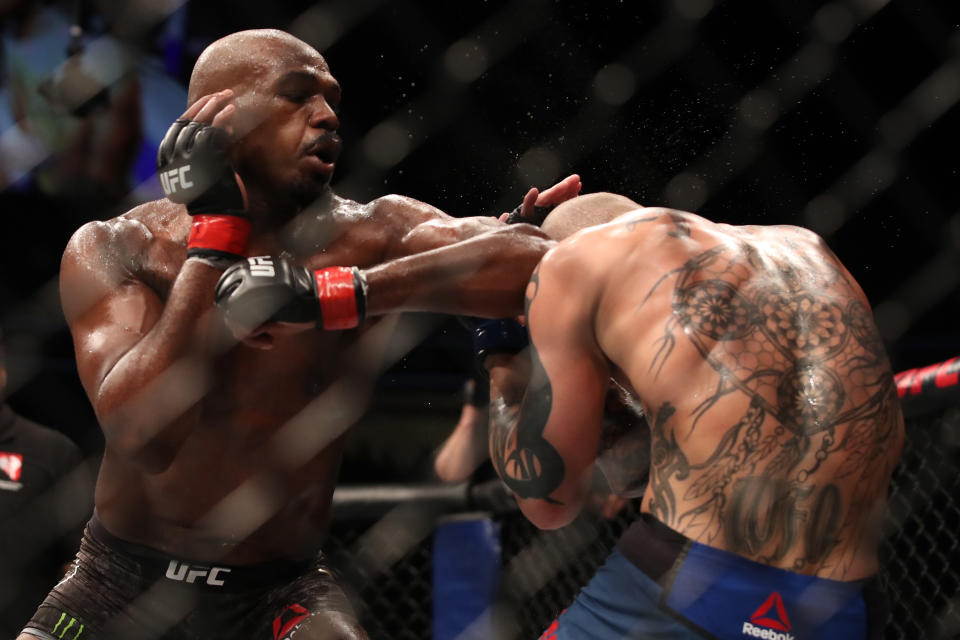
[541,192,641,241]
[187,29,328,104]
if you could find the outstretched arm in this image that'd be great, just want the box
[488,247,609,529]
[364,174,582,317]
[215,175,582,334]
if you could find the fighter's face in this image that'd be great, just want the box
[231,45,342,209]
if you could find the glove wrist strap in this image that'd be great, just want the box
[186,215,251,260]
[315,267,367,330]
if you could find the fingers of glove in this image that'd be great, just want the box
[157,121,203,176]
[214,262,247,302]
[156,120,188,168]
[191,124,230,160]
[215,257,318,327]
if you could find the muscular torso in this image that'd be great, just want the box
[84,196,406,564]
[592,208,904,580]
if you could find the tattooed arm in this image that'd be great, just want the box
[488,247,610,529]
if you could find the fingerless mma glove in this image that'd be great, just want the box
[473,318,529,361]
[157,119,249,263]
[503,202,556,226]
[215,257,368,331]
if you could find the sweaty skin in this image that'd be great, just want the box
[490,203,903,581]
[56,29,567,568]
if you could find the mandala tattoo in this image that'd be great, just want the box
[644,229,902,577]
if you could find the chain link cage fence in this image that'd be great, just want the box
[326,396,960,640]
[1,0,959,639]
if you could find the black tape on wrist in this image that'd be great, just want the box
[503,202,556,226]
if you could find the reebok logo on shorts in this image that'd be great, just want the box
[537,618,559,640]
[0,452,23,491]
[742,592,793,639]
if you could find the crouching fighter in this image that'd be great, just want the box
[218,193,903,639]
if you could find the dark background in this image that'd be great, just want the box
[2,0,959,480]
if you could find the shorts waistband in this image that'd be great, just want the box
[88,511,321,591]
[616,514,882,640]
[616,512,690,582]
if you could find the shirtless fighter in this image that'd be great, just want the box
[19,29,579,640]
[485,195,903,639]
[223,193,903,638]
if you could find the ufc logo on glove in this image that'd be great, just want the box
[160,165,194,195]
[249,257,276,278]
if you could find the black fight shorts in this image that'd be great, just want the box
[21,513,366,640]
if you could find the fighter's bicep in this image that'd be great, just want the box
[71,281,165,398]
[397,215,503,255]
[61,229,164,397]
[370,193,502,256]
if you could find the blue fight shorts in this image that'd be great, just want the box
[538,514,884,640]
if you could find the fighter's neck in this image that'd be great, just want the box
[246,190,350,259]
[245,188,334,230]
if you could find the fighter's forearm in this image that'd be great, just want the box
[363,224,554,319]
[95,261,225,470]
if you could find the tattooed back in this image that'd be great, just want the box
[581,207,904,580]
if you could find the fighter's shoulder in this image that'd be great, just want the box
[324,193,437,236]
[536,223,615,288]
[63,199,182,271]
[367,193,441,223]
[747,221,825,244]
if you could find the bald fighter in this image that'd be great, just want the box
[487,195,902,639]
[20,29,579,640]
[234,192,903,638]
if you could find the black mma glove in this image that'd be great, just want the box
[503,202,556,226]
[473,318,529,361]
[157,119,249,263]
[215,257,368,331]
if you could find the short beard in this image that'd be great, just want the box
[289,176,330,211]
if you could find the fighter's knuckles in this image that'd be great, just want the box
[157,117,244,217]
[215,257,320,329]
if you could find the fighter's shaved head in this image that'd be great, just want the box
[541,192,641,241]
[187,29,327,104]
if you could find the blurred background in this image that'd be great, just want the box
[2,0,957,477]
[0,0,958,636]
